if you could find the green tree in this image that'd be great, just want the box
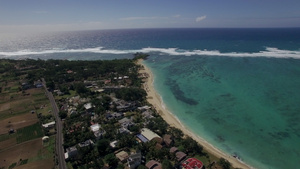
[59,111,68,119]
[181,136,203,155]
[104,153,118,167]
[97,139,110,155]
[46,80,55,90]
[115,88,146,101]
[137,165,148,169]
[218,158,231,169]
[74,82,88,95]
[162,159,173,169]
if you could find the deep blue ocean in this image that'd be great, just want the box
[1,28,300,169]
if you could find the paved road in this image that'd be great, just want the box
[42,78,67,169]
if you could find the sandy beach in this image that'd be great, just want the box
[137,59,252,169]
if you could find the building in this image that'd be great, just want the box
[84,103,93,112]
[78,139,94,148]
[170,147,178,153]
[90,123,100,132]
[65,146,78,159]
[127,152,142,169]
[110,140,118,148]
[42,121,56,128]
[181,158,203,169]
[118,117,134,129]
[140,128,161,141]
[90,123,105,138]
[145,160,162,169]
[163,134,173,147]
[115,150,129,162]
[176,151,187,162]
[137,105,151,111]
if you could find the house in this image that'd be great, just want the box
[145,160,162,169]
[90,123,100,132]
[84,103,93,112]
[181,158,203,169]
[163,134,173,147]
[67,70,73,74]
[90,123,106,138]
[115,150,129,162]
[94,130,106,139]
[65,146,78,159]
[106,112,124,120]
[118,117,134,129]
[119,127,130,134]
[34,80,43,88]
[78,139,94,148]
[110,140,118,148]
[137,105,151,111]
[170,147,178,153]
[42,121,56,128]
[140,128,161,141]
[127,151,142,169]
[142,110,154,119]
[136,134,149,143]
[176,151,187,162]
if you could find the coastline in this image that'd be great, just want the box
[137,59,252,169]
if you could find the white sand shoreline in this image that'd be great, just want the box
[137,59,253,169]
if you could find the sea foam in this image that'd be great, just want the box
[0,47,300,59]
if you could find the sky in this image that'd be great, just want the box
[0,0,300,33]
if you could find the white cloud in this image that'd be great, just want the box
[173,14,181,18]
[196,15,207,22]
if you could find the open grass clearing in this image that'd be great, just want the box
[0,136,17,151]
[14,159,54,169]
[54,89,76,100]
[0,113,39,135]
[16,123,44,144]
[0,138,43,169]
[0,138,54,169]
[0,88,49,121]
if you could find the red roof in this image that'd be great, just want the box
[182,158,203,169]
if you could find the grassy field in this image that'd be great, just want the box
[54,89,76,100]
[16,123,44,144]
[0,67,55,169]
[0,113,39,135]
[0,138,54,169]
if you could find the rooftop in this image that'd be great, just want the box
[115,151,129,162]
[140,128,161,141]
[146,160,162,169]
[90,123,100,132]
[182,158,203,169]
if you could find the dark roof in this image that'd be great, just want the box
[155,143,163,150]
[176,151,187,161]
[137,134,149,143]
[163,134,173,146]
[170,147,178,153]
[146,160,162,169]
[152,137,163,144]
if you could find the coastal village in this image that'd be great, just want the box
[0,56,238,169]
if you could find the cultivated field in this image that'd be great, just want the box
[0,138,54,169]
[0,113,38,135]
[0,67,55,169]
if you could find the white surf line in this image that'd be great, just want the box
[1,47,300,59]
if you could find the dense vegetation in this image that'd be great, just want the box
[0,56,234,169]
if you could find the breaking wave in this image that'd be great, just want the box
[0,47,300,59]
